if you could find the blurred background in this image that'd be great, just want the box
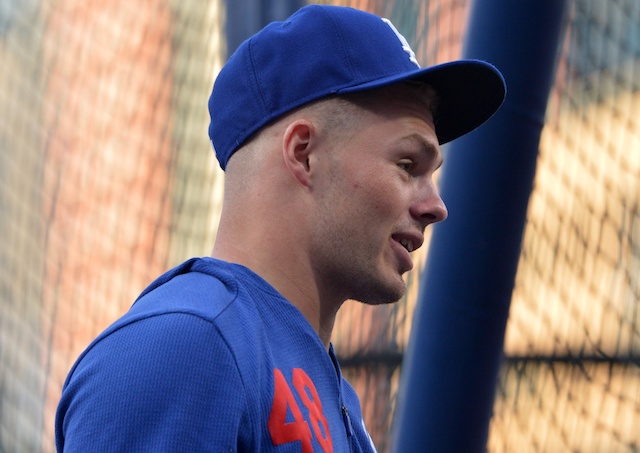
[0,0,638,451]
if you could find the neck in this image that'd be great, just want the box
[212,218,340,350]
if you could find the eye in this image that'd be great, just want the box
[397,158,416,173]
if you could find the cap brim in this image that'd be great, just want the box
[338,59,506,145]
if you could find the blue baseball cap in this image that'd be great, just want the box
[208,4,506,170]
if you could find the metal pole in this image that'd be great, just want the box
[392,1,568,451]
[224,0,304,56]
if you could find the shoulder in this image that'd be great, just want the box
[56,311,250,451]
[65,258,261,381]
[129,257,239,318]
[56,259,261,451]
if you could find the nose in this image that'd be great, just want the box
[410,183,448,227]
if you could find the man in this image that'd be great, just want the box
[56,4,505,452]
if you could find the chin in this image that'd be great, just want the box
[357,295,404,306]
[356,279,406,306]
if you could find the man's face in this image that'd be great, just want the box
[310,89,448,305]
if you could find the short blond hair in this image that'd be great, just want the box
[227,82,439,173]
[310,82,438,141]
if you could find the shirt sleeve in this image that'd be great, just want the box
[56,312,249,452]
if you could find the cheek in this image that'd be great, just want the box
[353,177,405,223]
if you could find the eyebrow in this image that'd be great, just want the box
[401,134,443,169]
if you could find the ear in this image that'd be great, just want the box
[281,119,315,188]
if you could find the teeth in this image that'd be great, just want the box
[400,238,414,252]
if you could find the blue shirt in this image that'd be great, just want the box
[56,257,377,452]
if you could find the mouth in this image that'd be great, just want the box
[398,238,416,253]
[392,232,424,254]
[391,232,424,272]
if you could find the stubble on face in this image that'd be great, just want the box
[307,83,439,307]
[309,127,405,306]
[313,176,409,307]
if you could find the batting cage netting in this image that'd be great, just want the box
[1,0,638,451]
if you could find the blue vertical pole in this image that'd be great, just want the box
[392,1,567,451]
[224,0,305,56]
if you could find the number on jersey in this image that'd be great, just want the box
[268,368,333,452]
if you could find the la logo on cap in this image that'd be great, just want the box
[381,18,420,68]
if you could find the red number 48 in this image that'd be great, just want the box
[268,368,333,453]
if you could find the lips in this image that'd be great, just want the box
[392,232,424,253]
[391,232,424,272]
